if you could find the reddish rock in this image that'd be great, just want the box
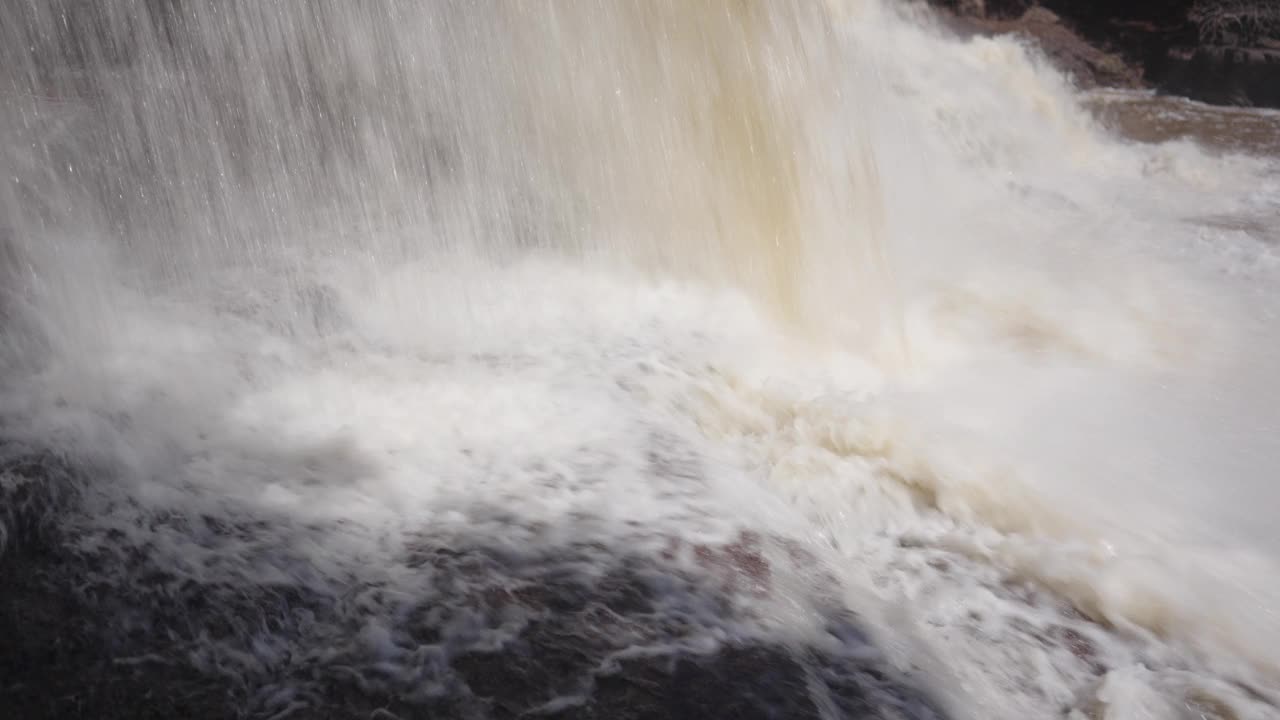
[931,4,1143,88]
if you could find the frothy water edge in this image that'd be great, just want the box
[3,1,1280,718]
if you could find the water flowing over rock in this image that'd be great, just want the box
[4,2,1280,719]
[1162,45,1280,108]
[918,0,1280,108]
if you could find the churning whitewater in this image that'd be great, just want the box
[2,1,1280,718]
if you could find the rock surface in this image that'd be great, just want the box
[0,450,949,720]
[1161,45,1280,108]
[971,6,1140,88]
[918,0,1280,109]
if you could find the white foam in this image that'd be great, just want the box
[3,1,1280,717]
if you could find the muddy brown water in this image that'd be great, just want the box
[1087,89,1280,157]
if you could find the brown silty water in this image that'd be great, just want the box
[1087,89,1280,246]
[1087,90,1280,157]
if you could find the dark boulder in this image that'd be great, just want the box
[1160,45,1280,107]
[916,0,1280,108]
[1155,1,1280,108]
[931,4,1142,88]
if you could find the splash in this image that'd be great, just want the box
[3,1,1280,718]
[1,0,900,354]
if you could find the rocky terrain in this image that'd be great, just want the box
[0,449,950,720]
[919,0,1280,108]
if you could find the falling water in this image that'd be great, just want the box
[1,0,899,353]
[2,1,1280,718]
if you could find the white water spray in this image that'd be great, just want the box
[2,1,1279,718]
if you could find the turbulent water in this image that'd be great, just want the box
[3,1,1280,718]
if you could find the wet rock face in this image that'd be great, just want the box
[1010,7,1142,88]
[0,451,948,720]
[0,544,946,720]
[920,0,1280,108]
[1161,45,1280,108]
[927,3,1142,88]
[1189,0,1280,47]
[1158,2,1280,108]
[933,0,1032,19]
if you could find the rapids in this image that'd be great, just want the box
[2,1,1279,718]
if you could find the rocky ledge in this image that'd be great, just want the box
[919,0,1280,109]
[1162,45,1280,108]
[0,449,948,720]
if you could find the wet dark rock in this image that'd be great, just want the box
[452,624,597,712]
[1161,45,1280,107]
[1,539,947,719]
[916,0,1280,106]
[0,450,946,719]
[0,551,242,720]
[570,646,822,720]
[0,449,81,555]
[917,0,1280,108]
[928,3,1142,88]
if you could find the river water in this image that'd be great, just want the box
[2,1,1279,718]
